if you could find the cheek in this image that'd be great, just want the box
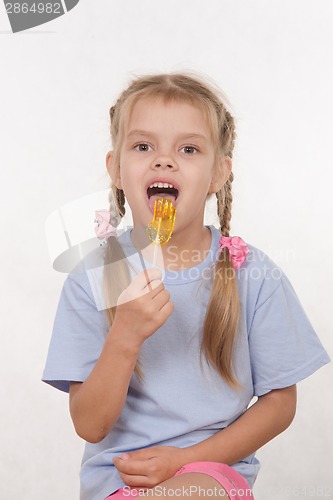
[188,171,213,192]
[118,163,133,184]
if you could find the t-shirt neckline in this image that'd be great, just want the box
[119,225,220,284]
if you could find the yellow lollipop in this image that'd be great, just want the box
[146,197,176,246]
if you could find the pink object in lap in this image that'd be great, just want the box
[106,461,254,499]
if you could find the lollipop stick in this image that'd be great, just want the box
[152,244,158,267]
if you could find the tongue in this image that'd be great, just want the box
[148,194,176,213]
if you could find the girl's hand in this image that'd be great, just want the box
[112,268,174,350]
[112,446,184,489]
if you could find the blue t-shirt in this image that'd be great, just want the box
[42,226,330,500]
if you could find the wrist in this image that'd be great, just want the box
[175,445,198,467]
[177,440,225,466]
[106,322,142,358]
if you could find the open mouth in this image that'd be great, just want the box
[147,182,179,200]
[147,182,179,213]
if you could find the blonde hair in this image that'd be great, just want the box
[104,73,240,387]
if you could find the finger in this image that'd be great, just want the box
[142,280,169,301]
[151,288,172,311]
[118,471,152,488]
[117,280,164,306]
[131,268,162,291]
[120,448,157,461]
[157,300,174,321]
[143,279,163,294]
[131,280,164,300]
[113,457,152,476]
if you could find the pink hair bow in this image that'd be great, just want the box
[94,210,117,242]
[219,235,249,269]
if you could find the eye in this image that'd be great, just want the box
[180,145,199,154]
[134,143,152,152]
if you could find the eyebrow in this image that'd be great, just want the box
[126,130,208,141]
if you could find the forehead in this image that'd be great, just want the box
[124,96,211,138]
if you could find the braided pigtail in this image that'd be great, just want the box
[113,187,126,217]
[217,171,233,236]
[201,108,240,388]
[103,187,129,317]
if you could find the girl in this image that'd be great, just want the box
[43,73,330,500]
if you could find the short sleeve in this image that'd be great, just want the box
[42,271,109,393]
[248,271,330,397]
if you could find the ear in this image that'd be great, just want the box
[208,155,232,194]
[106,150,122,189]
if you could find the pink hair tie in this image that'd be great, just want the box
[94,210,117,245]
[219,235,249,269]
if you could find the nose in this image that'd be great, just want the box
[151,154,178,171]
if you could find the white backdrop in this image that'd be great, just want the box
[1,1,332,499]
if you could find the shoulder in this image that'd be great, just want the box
[240,243,284,284]
[235,242,286,307]
[231,241,309,325]
[66,243,105,282]
[209,226,285,304]
[55,243,107,313]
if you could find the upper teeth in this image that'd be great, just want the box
[149,182,175,189]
